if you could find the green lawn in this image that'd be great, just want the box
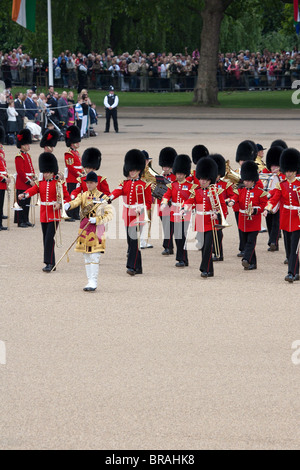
[12,86,300,109]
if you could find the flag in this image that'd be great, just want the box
[294,0,300,35]
[12,0,36,32]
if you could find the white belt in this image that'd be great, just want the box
[283,205,300,210]
[123,203,143,209]
[0,171,7,176]
[196,210,213,215]
[172,202,182,207]
[40,201,56,206]
[25,172,34,176]
[74,166,82,169]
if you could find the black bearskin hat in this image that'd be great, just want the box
[172,154,191,177]
[196,157,218,184]
[65,125,81,147]
[0,126,5,145]
[40,129,59,148]
[192,145,209,165]
[85,171,98,183]
[209,154,226,178]
[280,148,300,174]
[123,149,145,176]
[266,146,283,171]
[271,139,288,150]
[247,140,258,157]
[82,147,101,170]
[38,152,58,174]
[16,129,32,148]
[240,160,259,183]
[236,140,257,163]
[158,147,177,167]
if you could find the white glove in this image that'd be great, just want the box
[71,195,75,200]
[89,217,96,224]
[64,202,70,211]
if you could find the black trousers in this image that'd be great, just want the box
[160,215,174,251]
[174,221,189,263]
[235,211,245,253]
[240,230,258,266]
[67,182,80,220]
[126,225,142,271]
[41,221,58,266]
[199,230,214,274]
[105,108,118,132]
[283,230,300,276]
[16,189,31,225]
[0,189,5,224]
[266,211,280,247]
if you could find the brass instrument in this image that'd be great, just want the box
[141,162,160,194]
[222,160,241,187]
[245,201,253,220]
[208,184,230,259]
[134,184,150,249]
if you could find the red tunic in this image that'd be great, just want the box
[185,185,227,232]
[71,175,110,199]
[232,184,268,232]
[64,148,82,184]
[266,178,300,232]
[15,151,35,191]
[0,147,8,190]
[24,179,71,223]
[162,179,195,223]
[110,179,152,227]
[215,180,235,218]
[186,169,200,186]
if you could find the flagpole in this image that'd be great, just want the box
[47,0,53,87]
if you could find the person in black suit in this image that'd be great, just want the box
[14,92,26,132]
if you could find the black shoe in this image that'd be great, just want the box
[175,261,185,268]
[201,271,214,279]
[65,218,76,222]
[237,251,244,258]
[73,216,81,220]
[0,226,8,231]
[294,274,300,281]
[184,261,189,266]
[268,244,278,252]
[212,256,223,261]
[161,249,174,255]
[18,223,28,228]
[285,274,294,283]
[104,131,109,133]
[83,286,96,291]
[284,258,288,265]
[2,216,8,219]
[126,268,135,276]
[115,130,119,133]
[248,264,257,270]
[42,264,54,273]
[134,268,143,274]
[242,259,250,269]
[26,222,34,227]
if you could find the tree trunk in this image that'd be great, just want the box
[194,0,234,106]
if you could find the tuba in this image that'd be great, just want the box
[222,160,241,187]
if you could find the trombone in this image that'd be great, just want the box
[54,178,70,248]
[135,184,150,249]
[208,184,230,259]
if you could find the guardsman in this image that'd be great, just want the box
[71,147,110,200]
[14,128,36,228]
[184,157,227,278]
[18,152,70,272]
[263,148,300,283]
[64,125,83,221]
[210,153,234,261]
[109,149,152,276]
[228,161,268,271]
[0,126,10,231]
[157,146,177,255]
[64,171,113,291]
[160,154,196,268]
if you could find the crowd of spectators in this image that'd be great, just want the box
[1,46,300,92]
